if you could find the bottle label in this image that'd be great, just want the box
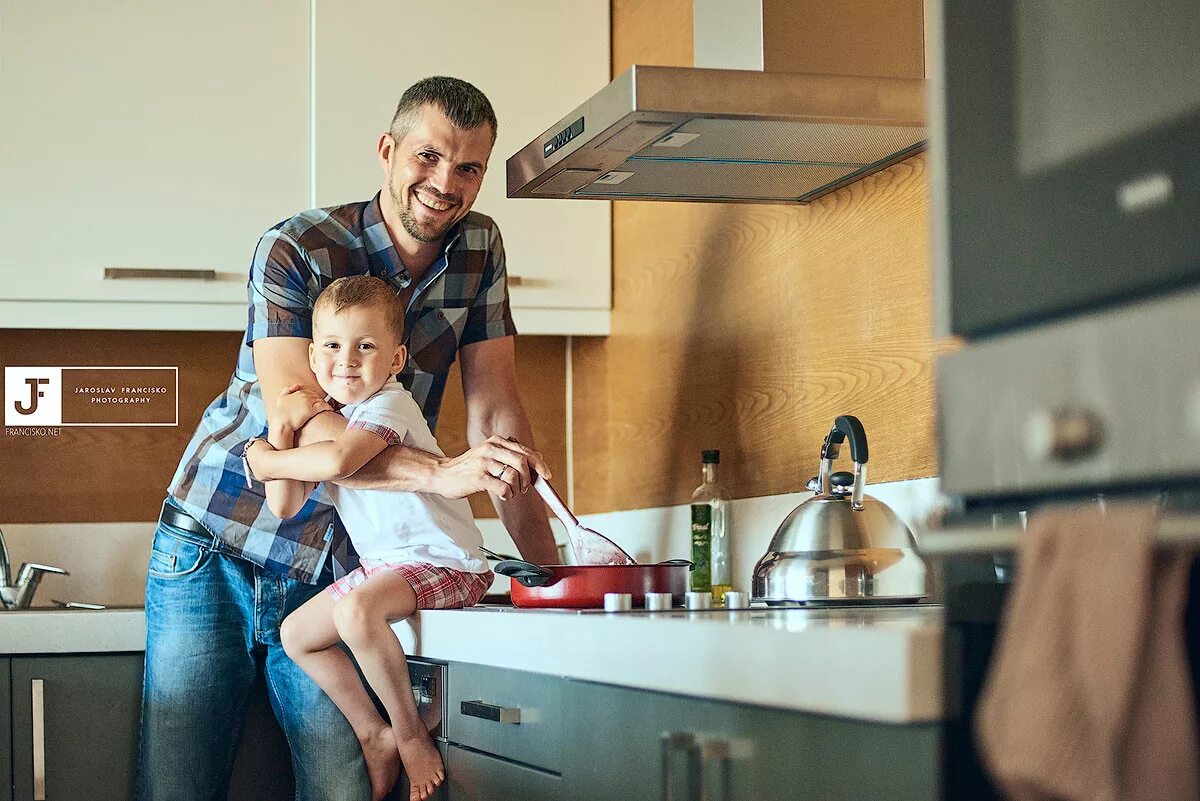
[690,504,712,591]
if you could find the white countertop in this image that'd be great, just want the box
[0,603,943,723]
[394,604,943,724]
[0,608,146,654]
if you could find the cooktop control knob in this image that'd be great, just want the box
[1024,408,1105,462]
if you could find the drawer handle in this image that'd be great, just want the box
[460,699,521,724]
[32,678,46,801]
[104,267,217,281]
[508,275,525,286]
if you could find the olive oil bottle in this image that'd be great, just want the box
[690,449,730,603]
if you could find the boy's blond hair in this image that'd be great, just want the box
[313,276,405,340]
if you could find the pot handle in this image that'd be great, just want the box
[658,559,695,570]
[494,559,554,588]
[818,415,869,510]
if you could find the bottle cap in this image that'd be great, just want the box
[701,449,720,464]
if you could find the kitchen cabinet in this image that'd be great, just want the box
[444,743,560,801]
[439,661,565,799]
[1,659,10,801]
[446,661,563,773]
[9,654,142,801]
[1,0,611,336]
[0,653,297,801]
[0,0,309,332]
[565,680,941,801]
[440,660,938,801]
[312,0,613,336]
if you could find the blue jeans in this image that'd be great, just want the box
[136,503,371,801]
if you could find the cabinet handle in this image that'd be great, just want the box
[701,740,732,801]
[32,678,46,801]
[660,732,701,801]
[104,267,217,281]
[507,275,525,286]
[460,699,521,724]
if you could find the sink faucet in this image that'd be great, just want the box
[0,526,70,610]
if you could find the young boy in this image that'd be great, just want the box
[245,275,492,801]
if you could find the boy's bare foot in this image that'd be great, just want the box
[397,731,446,801]
[359,726,401,801]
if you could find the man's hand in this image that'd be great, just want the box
[275,383,331,431]
[433,435,551,500]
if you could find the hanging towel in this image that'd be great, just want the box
[975,503,1199,801]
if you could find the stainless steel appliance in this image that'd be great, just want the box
[933,0,1200,510]
[408,659,446,742]
[507,0,927,204]
[930,1,1200,797]
[751,416,927,604]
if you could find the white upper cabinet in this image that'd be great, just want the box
[0,0,611,335]
[313,0,612,336]
[0,0,310,331]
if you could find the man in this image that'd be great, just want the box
[137,76,557,801]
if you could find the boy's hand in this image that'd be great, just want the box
[275,384,332,430]
[246,438,275,480]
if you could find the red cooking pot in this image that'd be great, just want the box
[494,559,692,609]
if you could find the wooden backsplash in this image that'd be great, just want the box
[568,0,952,514]
[0,329,565,523]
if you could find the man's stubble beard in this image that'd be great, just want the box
[390,179,456,245]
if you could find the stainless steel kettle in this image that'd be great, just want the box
[751,415,927,605]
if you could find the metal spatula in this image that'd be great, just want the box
[532,475,636,565]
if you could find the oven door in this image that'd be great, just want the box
[937,0,1200,338]
[938,546,1011,800]
[932,524,1200,800]
[937,287,1200,506]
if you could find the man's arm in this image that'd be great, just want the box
[459,336,559,565]
[252,337,546,500]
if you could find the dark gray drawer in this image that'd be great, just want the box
[447,662,562,772]
[445,744,560,801]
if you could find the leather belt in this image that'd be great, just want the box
[159,501,212,540]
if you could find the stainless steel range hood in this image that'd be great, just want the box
[507,0,927,205]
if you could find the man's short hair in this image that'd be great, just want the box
[389,76,498,146]
[313,276,405,341]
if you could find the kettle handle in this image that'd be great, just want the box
[818,415,869,510]
[820,415,869,463]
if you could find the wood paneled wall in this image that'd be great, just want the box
[0,329,565,523]
[569,0,951,514]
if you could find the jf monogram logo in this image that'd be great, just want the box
[4,367,179,428]
[14,377,50,416]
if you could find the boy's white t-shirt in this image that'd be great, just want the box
[324,380,488,574]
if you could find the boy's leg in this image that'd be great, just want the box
[333,571,445,801]
[136,520,258,801]
[279,586,400,800]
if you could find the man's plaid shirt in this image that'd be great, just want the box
[167,195,516,583]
